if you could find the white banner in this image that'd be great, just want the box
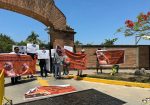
[27,43,39,53]
[51,49,56,58]
[37,50,49,59]
[13,45,27,54]
[64,46,73,52]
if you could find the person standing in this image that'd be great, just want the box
[39,47,47,77]
[63,55,70,75]
[53,45,64,79]
[96,48,103,74]
[77,49,85,76]
[27,43,39,78]
[9,47,21,84]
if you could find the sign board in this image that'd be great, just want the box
[27,43,39,54]
[37,50,49,59]
[64,46,73,52]
[13,45,27,54]
[51,49,56,58]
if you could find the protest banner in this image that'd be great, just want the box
[27,43,39,53]
[65,49,87,70]
[25,85,76,99]
[37,50,49,59]
[96,50,124,65]
[64,46,73,52]
[0,54,36,77]
[51,49,56,58]
[13,45,27,54]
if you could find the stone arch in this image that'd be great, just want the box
[0,0,75,47]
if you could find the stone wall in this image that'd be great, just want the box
[75,45,150,69]
[50,29,75,48]
[138,46,150,69]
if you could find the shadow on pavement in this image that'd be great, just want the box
[5,78,37,87]
[15,89,126,105]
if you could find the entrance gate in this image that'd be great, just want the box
[0,0,75,48]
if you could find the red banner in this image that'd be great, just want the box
[25,85,76,99]
[65,49,87,70]
[0,54,36,77]
[96,50,124,65]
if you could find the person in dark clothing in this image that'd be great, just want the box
[39,47,48,77]
[39,59,47,77]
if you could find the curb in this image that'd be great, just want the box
[81,77,150,88]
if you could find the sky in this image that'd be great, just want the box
[0,0,150,45]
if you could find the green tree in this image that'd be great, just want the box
[39,41,50,49]
[74,40,82,46]
[117,12,150,40]
[0,33,16,52]
[16,40,27,46]
[101,38,118,45]
[86,42,94,45]
[26,31,41,44]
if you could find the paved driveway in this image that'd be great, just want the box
[4,71,150,105]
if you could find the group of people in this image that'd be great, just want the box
[52,46,70,79]
[37,45,71,79]
[8,45,86,84]
[9,46,36,84]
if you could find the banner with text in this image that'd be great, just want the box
[25,85,76,99]
[96,50,124,65]
[37,50,49,59]
[0,54,36,77]
[65,49,87,70]
[27,43,39,53]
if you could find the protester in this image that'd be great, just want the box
[27,43,38,78]
[53,45,64,79]
[9,47,21,84]
[96,48,109,73]
[51,52,55,76]
[63,55,70,75]
[96,48,103,74]
[77,48,85,76]
[39,47,47,77]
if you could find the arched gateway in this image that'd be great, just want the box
[0,0,75,48]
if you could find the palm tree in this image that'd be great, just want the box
[26,31,41,44]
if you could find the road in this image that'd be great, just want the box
[4,70,150,105]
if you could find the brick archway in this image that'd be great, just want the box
[0,0,75,47]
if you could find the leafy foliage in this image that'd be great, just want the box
[39,42,50,49]
[86,42,94,45]
[117,12,150,40]
[0,33,16,52]
[74,40,83,46]
[26,31,41,44]
[16,41,27,46]
[101,38,118,45]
